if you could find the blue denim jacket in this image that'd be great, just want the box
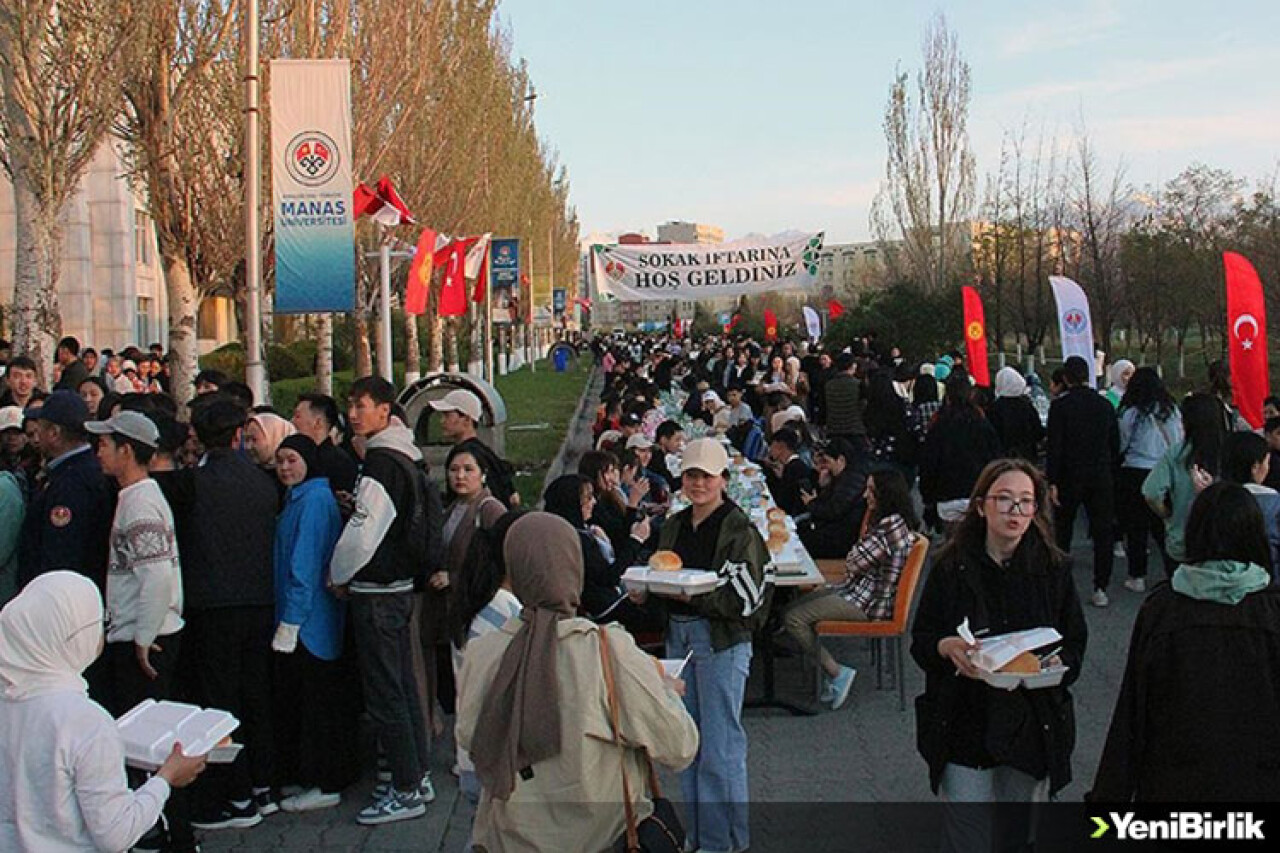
[1119,408,1183,470]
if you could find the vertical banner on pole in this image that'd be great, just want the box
[489,239,520,324]
[1048,276,1097,388]
[961,286,990,386]
[1224,251,1270,428]
[270,59,355,313]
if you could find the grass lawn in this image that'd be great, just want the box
[271,356,592,505]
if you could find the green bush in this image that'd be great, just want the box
[823,283,962,364]
[266,343,314,380]
[199,342,245,379]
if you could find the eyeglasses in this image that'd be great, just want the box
[983,495,1038,516]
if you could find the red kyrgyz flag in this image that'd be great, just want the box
[827,299,845,320]
[961,286,990,386]
[1224,251,1270,428]
[764,309,778,342]
[405,227,438,316]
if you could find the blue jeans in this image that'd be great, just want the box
[666,617,751,853]
[937,763,1048,853]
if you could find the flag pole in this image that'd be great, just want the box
[243,0,266,402]
[484,261,494,384]
[378,234,393,381]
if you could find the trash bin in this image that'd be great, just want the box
[553,347,570,372]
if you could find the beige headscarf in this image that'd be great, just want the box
[247,412,296,467]
[470,512,584,800]
[0,571,104,701]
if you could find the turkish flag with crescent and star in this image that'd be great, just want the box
[961,285,990,386]
[1224,251,1270,429]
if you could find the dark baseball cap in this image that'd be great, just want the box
[25,390,88,430]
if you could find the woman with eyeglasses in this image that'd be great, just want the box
[911,458,1088,853]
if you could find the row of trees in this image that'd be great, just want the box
[0,0,579,401]
[869,13,1279,374]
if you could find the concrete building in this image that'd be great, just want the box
[0,142,237,354]
[816,240,889,296]
[657,220,724,245]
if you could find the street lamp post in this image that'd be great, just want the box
[243,0,266,401]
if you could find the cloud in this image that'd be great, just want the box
[1001,0,1124,56]
[1094,108,1280,153]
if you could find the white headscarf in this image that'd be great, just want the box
[247,412,296,467]
[1110,359,1135,394]
[0,571,103,701]
[994,366,1028,399]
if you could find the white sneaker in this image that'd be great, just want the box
[281,788,340,813]
[1090,588,1109,608]
[1123,577,1146,593]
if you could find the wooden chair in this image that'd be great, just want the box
[814,533,930,711]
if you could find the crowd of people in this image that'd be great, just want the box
[1,324,1279,852]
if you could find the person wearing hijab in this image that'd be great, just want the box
[0,572,207,852]
[271,435,356,813]
[456,513,698,852]
[1105,359,1135,409]
[987,367,1045,462]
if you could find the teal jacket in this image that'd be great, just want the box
[0,471,24,607]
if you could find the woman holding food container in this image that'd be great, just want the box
[633,437,773,853]
[911,458,1087,853]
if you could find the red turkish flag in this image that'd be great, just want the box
[764,308,778,342]
[962,286,990,386]
[827,299,845,320]
[436,237,479,317]
[1224,251,1270,428]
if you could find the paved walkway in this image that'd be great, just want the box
[200,534,1145,852]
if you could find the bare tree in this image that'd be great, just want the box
[872,12,976,292]
[1072,132,1131,355]
[0,0,136,383]
[117,0,241,405]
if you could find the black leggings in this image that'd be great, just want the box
[1116,466,1174,580]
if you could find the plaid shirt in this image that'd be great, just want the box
[833,513,912,620]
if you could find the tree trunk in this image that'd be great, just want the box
[354,313,373,377]
[317,313,334,395]
[404,313,421,384]
[9,170,62,389]
[444,318,459,372]
[428,312,444,373]
[162,250,199,406]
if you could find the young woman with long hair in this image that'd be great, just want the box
[912,458,1087,852]
[1115,367,1183,590]
[1092,483,1280,801]
[783,467,919,711]
[1142,392,1225,565]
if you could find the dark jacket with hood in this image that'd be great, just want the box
[1090,575,1280,802]
[919,411,1002,505]
[911,534,1087,796]
[798,466,867,559]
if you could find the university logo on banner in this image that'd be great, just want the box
[489,238,520,324]
[592,232,823,301]
[1048,276,1096,388]
[270,60,355,313]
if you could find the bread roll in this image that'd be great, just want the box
[648,550,683,572]
[767,534,786,554]
[997,651,1041,674]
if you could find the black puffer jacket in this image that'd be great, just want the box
[911,536,1087,796]
[798,468,867,559]
[918,413,1001,504]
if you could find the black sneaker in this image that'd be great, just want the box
[190,800,263,831]
[254,789,280,817]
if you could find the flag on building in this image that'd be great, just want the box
[1224,251,1270,428]
[961,286,990,386]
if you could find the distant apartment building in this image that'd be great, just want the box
[657,220,724,245]
[816,240,890,296]
[0,142,237,354]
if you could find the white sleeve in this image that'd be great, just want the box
[72,719,170,853]
[329,475,397,586]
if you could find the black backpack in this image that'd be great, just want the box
[387,452,444,578]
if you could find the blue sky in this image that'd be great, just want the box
[498,0,1280,244]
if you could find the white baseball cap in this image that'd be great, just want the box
[625,433,654,450]
[0,405,23,432]
[681,438,729,476]
[428,389,483,422]
[85,410,160,448]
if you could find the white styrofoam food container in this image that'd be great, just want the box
[622,566,720,597]
[117,699,240,771]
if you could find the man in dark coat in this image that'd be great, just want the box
[1047,356,1121,607]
